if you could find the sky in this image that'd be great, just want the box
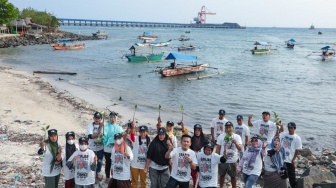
[9,0,336,28]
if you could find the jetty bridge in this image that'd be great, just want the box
[58,18,246,29]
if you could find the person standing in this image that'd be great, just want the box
[165,134,198,188]
[103,111,123,182]
[196,142,227,188]
[216,121,242,188]
[108,133,133,188]
[211,109,228,144]
[234,115,250,159]
[279,122,302,188]
[248,111,284,145]
[86,112,104,181]
[66,137,97,188]
[144,127,171,188]
[62,131,78,188]
[39,129,62,188]
[237,135,266,188]
[131,125,151,188]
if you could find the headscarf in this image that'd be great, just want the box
[103,112,121,147]
[45,136,59,173]
[247,139,263,167]
[268,136,286,174]
[191,127,206,152]
[147,133,171,166]
[65,133,76,161]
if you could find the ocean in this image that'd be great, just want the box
[1,26,335,150]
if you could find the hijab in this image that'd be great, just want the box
[247,139,262,167]
[45,136,59,173]
[268,136,286,174]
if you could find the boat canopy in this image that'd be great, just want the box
[288,39,296,42]
[57,38,73,42]
[165,53,197,61]
[321,46,331,50]
[143,32,151,35]
[254,41,271,46]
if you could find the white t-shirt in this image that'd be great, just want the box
[61,144,79,180]
[67,149,96,185]
[42,142,62,177]
[216,133,242,163]
[131,137,149,169]
[111,145,133,180]
[264,148,277,172]
[234,123,250,151]
[170,147,197,182]
[211,117,228,140]
[252,120,277,144]
[241,148,263,176]
[171,135,178,148]
[279,132,302,163]
[86,123,104,151]
[197,152,222,187]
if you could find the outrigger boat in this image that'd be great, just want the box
[51,38,73,47]
[250,41,272,54]
[125,46,164,62]
[179,35,190,41]
[306,46,336,61]
[285,39,296,48]
[178,45,196,51]
[135,40,171,47]
[157,53,223,79]
[52,38,85,50]
[138,32,158,40]
[92,30,108,39]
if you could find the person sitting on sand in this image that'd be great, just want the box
[39,129,63,188]
[61,131,78,188]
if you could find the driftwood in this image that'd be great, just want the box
[33,71,77,75]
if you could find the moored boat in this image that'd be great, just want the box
[285,39,296,48]
[53,43,85,50]
[251,41,271,54]
[178,45,196,51]
[179,35,190,41]
[125,46,164,62]
[138,32,158,40]
[92,30,108,39]
[135,40,171,47]
[306,45,336,61]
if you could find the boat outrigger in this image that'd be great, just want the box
[157,53,223,79]
[52,38,85,50]
[250,42,272,54]
[285,39,296,48]
[306,46,336,61]
[124,46,164,62]
[138,32,158,40]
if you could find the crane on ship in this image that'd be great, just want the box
[193,6,216,24]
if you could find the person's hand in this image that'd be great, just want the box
[223,150,227,157]
[94,155,98,162]
[72,155,80,163]
[40,141,46,149]
[262,143,267,150]
[248,114,253,120]
[291,159,295,166]
[232,139,237,145]
[185,155,191,163]
[58,145,63,153]
[179,120,184,126]
[167,140,174,151]
[211,138,216,144]
[157,117,162,123]
[143,167,148,174]
[124,152,130,158]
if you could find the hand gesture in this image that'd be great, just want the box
[232,139,237,145]
[40,141,46,149]
[58,145,63,153]
[211,138,216,145]
[167,140,174,151]
[248,114,253,120]
[157,117,162,123]
[143,167,148,174]
[72,155,80,163]
[185,155,191,163]
[223,150,227,157]
[262,143,267,150]
[124,152,129,158]
[179,120,184,126]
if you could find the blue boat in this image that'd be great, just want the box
[285,39,296,48]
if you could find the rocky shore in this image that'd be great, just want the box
[0,31,100,48]
[0,67,335,188]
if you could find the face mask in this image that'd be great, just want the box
[79,144,88,150]
[67,140,74,145]
[115,138,123,145]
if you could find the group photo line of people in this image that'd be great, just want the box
[39,109,302,188]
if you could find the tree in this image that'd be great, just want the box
[0,0,19,26]
[20,7,60,32]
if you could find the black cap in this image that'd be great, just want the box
[219,109,226,115]
[225,121,234,127]
[194,124,202,129]
[237,115,243,120]
[262,111,270,116]
[65,131,75,139]
[204,141,215,149]
[139,125,148,132]
[287,122,296,128]
[251,134,259,140]
[93,112,102,118]
[78,137,88,144]
[166,121,174,126]
[109,111,118,117]
[158,127,167,134]
[114,133,123,139]
[48,129,58,136]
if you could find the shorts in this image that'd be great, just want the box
[218,163,237,177]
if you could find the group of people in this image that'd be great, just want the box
[39,109,302,188]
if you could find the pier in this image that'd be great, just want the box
[58,18,246,29]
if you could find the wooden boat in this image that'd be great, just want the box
[285,39,296,48]
[92,30,108,39]
[125,46,164,62]
[251,41,271,54]
[135,40,171,47]
[179,35,190,41]
[51,38,73,47]
[53,43,85,50]
[138,32,158,40]
[306,46,336,61]
[33,71,77,75]
[178,45,196,51]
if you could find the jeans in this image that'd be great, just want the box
[165,177,189,188]
[104,152,112,178]
[243,173,258,188]
[95,149,104,174]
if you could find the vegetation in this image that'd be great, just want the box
[0,0,19,26]
[20,7,60,32]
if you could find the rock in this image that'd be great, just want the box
[301,148,313,157]
[297,172,336,188]
[307,155,317,161]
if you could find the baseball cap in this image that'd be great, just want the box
[287,122,296,128]
[166,121,174,126]
[93,112,102,118]
[237,115,243,120]
[219,109,226,115]
[139,125,148,132]
[194,124,202,129]
[78,137,88,144]
[48,129,58,136]
[225,121,234,127]
[114,133,123,139]
[204,141,215,149]
[158,127,167,134]
[262,111,270,116]
[65,131,75,139]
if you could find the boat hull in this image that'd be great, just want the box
[286,43,295,48]
[160,63,209,77]
[53,44,85,50]
[178,46,195,51]
[126,53,164,62]
[252,49,270,54]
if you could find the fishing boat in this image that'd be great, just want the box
[51,38,73,47]
[125,46,164,62]
[318,31,323,35]
[138,32,158,40]
[179,35,190,41]
[178,45,196,51]
[135,40,171,47]
[251,41,271,54]
[306,46,336,61]
[92,30,108,39]
[285,39,296,48]
[309,24,315,30]
[158,53,209,77]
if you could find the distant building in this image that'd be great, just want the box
[10,17,47,34]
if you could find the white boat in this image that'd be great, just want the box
[306,46,336,61]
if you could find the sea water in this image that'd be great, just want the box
[0,26,335,150]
